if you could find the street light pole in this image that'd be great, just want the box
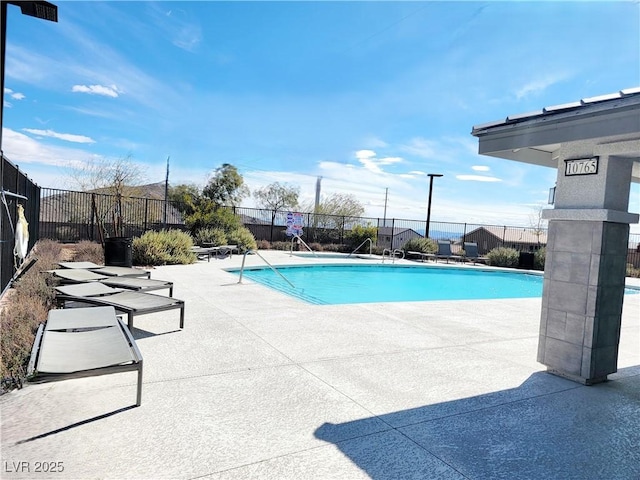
[1,1,58,152]
[425,173,443,239]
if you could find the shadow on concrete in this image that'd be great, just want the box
[132,328,181,340]
[315,368,640,480]
[15,405,137,445]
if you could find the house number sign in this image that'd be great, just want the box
[565,157,599,176]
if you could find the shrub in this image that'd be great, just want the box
[72,240,104,264]
[256,239,271,250]
[486,247,519,268]
[226,226,257,252]
[346,224,377,251]
[270,241,290,251]
[534,247,546,271]
[402,238,438,254]
[1,240,61,389]
[185,204,242,234]
[133,230,196,266]
[193,227,227,247]
[627,263,640,278]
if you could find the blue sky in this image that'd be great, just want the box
[2,1,639,230]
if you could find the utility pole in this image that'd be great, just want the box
[163,156,170,228]
[426,173,443,239]
[383,187,388,226]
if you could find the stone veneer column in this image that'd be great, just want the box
[539,152,638,384]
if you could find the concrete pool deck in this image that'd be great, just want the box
[1,250,639,479]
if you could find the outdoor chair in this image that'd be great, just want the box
[435,240,463,263]
[47,269,110,284]
[191,246,218,262]
[407,250,436,262]
[201,244,239,258]
[58,261,103,269]
[54,283,185,331]
[463,242,489,265]
[27,306,143,406]
[91,266,151,279]
[99,277,174,297]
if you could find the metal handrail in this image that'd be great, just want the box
[348,237,372,257]
[290,235,317,257]
[382,248,405,263]
[237,250,295,288]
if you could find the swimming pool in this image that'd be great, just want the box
[230,264,546,305]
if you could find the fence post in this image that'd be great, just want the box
[269,209,275,243]
[144,198,149,231]
[502,226,507,247]
[463,223,467,243]
[90,193,96,241]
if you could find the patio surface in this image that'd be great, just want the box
[1,250,639,479]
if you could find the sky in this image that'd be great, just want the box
[2,0,640,231]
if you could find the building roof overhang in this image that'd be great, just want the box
[471,88,640,183]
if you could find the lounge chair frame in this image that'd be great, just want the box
[55,285,185,331]
[27,307,143,406]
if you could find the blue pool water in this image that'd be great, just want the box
[232,264,546,305]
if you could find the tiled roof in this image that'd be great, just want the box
[472,87,640,134]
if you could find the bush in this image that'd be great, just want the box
[486,247,519,268]
[71,240,104,264]
[193,227,227,247]
[133,230,196,266]
[226,226,257,252]
[270,241,290,251]
[1,240,61,389]
[627,263,640,278]
[346,224,377,251]
[185,204,242,234]
[402,238,438,254]
[534,247,546,271]
[256,239,271,250]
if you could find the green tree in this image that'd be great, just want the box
[168,183,201,216]
[253,182,300,238]
[302,193,365,242]
[202,164,249,207]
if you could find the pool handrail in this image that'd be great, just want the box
[238,250,295,288]
[382,248,405,263]
[290,235,318,257]
[348,238,372,257]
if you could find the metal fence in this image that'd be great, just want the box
[1,154,40,295]
[39,188,185,243]
[37,189,640,267]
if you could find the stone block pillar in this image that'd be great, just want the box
[539,152,638,384]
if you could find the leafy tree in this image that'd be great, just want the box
[253,182,300,212]
[253,182,300,238]
[301,193,365,242]
[168,183,201,216]
[202,164,249,207]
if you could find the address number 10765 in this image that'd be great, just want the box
[565,157,599,176]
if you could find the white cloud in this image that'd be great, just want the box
[3,128,97,170]
[354,150,403,174]
[72,84,120,97]
[456,174,502,182]
[472,165,490,172]
[400,137,437,159]
[514,73,569,100]
[5,88,26,100]
[23,128,95,144]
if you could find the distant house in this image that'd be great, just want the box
[377,227,422,250]
[464,226,547,254]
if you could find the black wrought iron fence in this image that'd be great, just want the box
[1,154,40,295]
[36,189,640,268]
[39,188,185,243]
